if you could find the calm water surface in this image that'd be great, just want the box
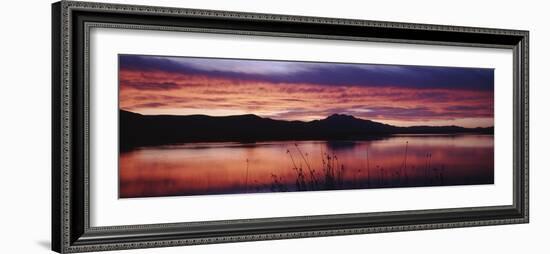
[119,135,494,198]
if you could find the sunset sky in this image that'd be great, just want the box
[119,54,494,128]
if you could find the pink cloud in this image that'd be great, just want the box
[120,70,493,127]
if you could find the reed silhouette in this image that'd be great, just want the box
[262,141,452,193]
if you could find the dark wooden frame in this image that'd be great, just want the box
[52,1,529,253]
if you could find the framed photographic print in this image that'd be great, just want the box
[52,1,529,253]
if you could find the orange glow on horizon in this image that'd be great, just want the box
[119,69,493,128]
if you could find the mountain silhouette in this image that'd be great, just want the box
[120,110,493,149]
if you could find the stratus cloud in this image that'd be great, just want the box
[119,67,493,128]
[119,54,494,91]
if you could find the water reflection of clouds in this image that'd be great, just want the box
[120,135,494,198]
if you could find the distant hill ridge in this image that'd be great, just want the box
[120,110,493,148]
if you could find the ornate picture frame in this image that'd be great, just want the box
[52,1,529,253]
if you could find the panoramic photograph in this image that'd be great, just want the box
[118,54,494,198]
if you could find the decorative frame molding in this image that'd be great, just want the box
[52,1,529,253]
